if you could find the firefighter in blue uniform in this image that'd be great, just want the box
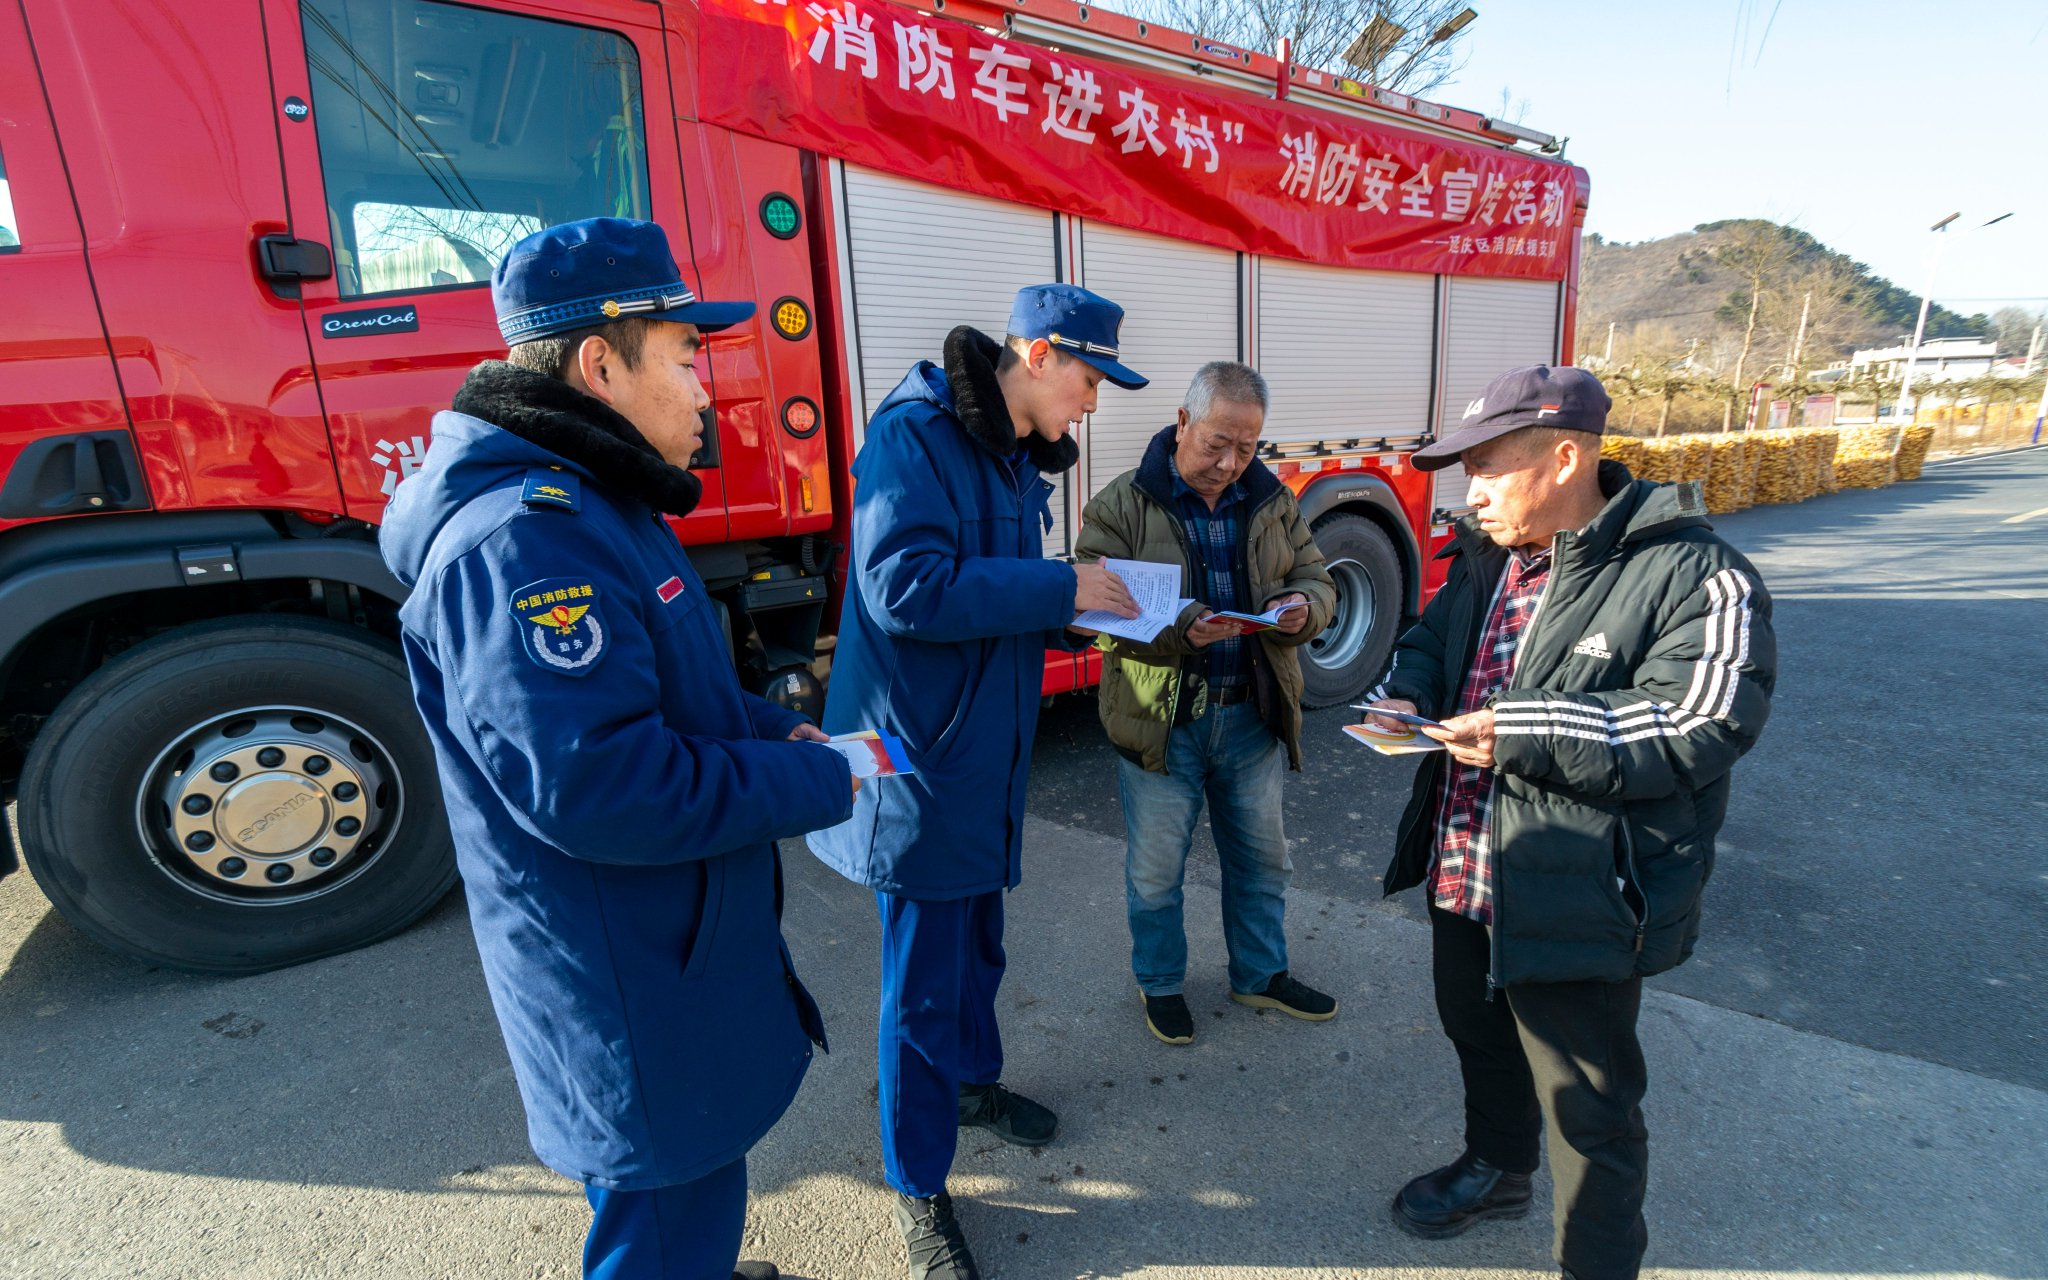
[811,284,1146,1279]
[381,218,856,1280]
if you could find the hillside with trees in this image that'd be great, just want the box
[1575,219,2003,372]
[1576,220,2042,434]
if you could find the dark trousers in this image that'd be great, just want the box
[1431,905,1650,1280]
[583,1158,746,1280]
[876,889,1006,1198]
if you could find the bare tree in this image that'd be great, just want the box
[1764,261,1864,379]
[1115,0,1479,92]
[1706,220,1802,429]
[1989,305,2044,357]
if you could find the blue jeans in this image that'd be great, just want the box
[1117,701,1292,997]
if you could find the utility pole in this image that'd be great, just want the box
[1604,322,1615,365]
[1896,214,1957,425]
[1899,210,2014,424]
[2027,321,2044,375]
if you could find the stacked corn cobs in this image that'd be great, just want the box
[1751,432,1805,503]
[1834,426,1901,490]
[1608,425,1922,508]
[1701,436,1751,514]
[1897,425,1935,481]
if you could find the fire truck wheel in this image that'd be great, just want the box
[1300,514,1403,709]
[17,617,455,974]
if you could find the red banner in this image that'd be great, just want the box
[699,0,1579,280]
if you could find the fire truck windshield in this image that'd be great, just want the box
[299,0,652,298]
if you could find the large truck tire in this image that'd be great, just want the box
[17,617,455,974]
[1299,513,1404,709]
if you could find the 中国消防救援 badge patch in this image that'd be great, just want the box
[510,577,606,676]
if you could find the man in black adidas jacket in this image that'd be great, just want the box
[1363,365,1775,1280]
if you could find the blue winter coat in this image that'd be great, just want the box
[380,369,853,1191]
[811,328,1083,899]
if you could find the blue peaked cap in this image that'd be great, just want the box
[492,217,754,346]
[1007,284,1148,389]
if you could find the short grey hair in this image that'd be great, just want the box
[1182,361,1269,424]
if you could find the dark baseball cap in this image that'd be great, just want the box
[1413,365,1610,472]
[493,218,754,346]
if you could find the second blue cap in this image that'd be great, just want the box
[1007,284,1148,389]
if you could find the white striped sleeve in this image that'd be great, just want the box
[1492,567,1758,745]
[1672,568,1755,731]
[1362,652,1401,705]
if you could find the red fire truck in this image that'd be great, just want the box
[0,0,1585,972]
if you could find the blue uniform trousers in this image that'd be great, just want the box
[876,890,1006,1198]
[583,1158,746,1280]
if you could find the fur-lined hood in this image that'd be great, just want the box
[381,360,701,588]
[452,360,702,515]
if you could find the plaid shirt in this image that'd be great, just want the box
[1432,547,1552,923]
[1169,458,1252,690]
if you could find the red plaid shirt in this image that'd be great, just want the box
[1432,547,1552,923]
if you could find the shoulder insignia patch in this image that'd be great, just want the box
[509,577,605,676]
[521,468,581,512]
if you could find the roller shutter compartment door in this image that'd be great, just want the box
[838,166,1073,553]
[1073,222,1238,506]
[1253,259,1435,447]
[1434,277,1561,517]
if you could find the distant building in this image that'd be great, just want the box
[1846,336,2004,383]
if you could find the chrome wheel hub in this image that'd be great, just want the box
[1306,557,1375,672]
[148,710,391,895]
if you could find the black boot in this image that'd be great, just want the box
[957,1081,1057,1146]
[893,1190,980,1280]
[1390,1151,1534,1239]
[731,1265,779,1280]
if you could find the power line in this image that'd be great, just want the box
[1752,0,1786,66]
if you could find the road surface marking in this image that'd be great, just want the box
[2003,506,2048,525]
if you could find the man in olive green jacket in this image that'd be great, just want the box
[1074,362,1338,1046]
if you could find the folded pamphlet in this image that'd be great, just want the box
[815,730,916,778]
[1208,601,1309,635]
[1345,704,1446,729]
[1342,721,1446,757]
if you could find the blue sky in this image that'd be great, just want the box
[1430,0,2048,321]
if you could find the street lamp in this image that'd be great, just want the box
[1431,7,1478,44]
[1896,211,2014,424]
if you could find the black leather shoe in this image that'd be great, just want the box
[1390,1151,1533,1239]
[957,1081,1057,1146]
[894,1190,981,1280]
[732,1265,779,1280]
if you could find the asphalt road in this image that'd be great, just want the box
[1,446,2043,1278]
[1034,443,2048,1090]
